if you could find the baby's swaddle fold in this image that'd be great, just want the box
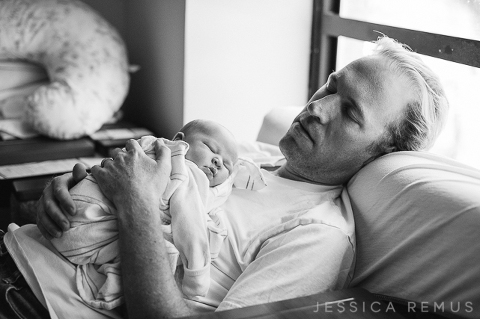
[49,136,231,308]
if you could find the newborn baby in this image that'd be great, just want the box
[50,119,252,309]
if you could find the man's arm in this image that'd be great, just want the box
[91,139,192,318]
[115,187,190,318]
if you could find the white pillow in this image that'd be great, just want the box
[347,151,480,318]
[256,106,301,146]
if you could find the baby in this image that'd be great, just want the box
[50,119,266,309]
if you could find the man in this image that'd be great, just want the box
[5,36,448,318]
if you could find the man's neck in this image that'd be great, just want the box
[274,163,340,186]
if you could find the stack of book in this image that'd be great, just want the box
[0,121,153,202]
[0,137,97,208]
[0,121,153,228]
[0,136,95,166]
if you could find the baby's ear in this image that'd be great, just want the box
[173,132,185,140]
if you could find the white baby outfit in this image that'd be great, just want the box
[49,136,266,309]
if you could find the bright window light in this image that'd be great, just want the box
[338,0,480,169]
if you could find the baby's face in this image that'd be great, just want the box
[182,124,238,187]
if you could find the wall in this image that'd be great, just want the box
[123,0,186,139]
[81,0,312,141]
[184,0,312,142]
[82,0,186,139]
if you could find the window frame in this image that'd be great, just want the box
[308,0,480,98]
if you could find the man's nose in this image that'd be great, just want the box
[306,95,340,124]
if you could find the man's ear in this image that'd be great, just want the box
[383,145,397,154]
[363,144,397,167]
[173,132,185,141]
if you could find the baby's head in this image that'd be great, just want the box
[174,119,238,187]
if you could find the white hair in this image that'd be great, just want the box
[370,35,449,153]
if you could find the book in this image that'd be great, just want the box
[89,123,153,157]
[0,157,102,210]
[12,175,52,201]
[0,157,102,180]
[0,136,95,166]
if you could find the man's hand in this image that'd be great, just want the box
[36,163,88,239]
[91,139,190,318]
[91,138,172,210]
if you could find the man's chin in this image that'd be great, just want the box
[278,135,291,156]
[279,141,307,166]
[278,135,286,148]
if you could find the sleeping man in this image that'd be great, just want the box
[2,35,448,318]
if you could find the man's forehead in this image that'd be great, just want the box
[341,55,410,126]
[342,56,389,85]
[342,56,397,100]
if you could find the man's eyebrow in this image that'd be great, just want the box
[328,72,337,86]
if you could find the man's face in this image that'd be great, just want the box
[279,55,415,185]
[184,123,238,187]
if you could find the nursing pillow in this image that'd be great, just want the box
[0,0,130,139]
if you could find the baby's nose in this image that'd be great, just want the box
[213,157,222,167]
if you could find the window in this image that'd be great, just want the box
[310,0,480,169]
